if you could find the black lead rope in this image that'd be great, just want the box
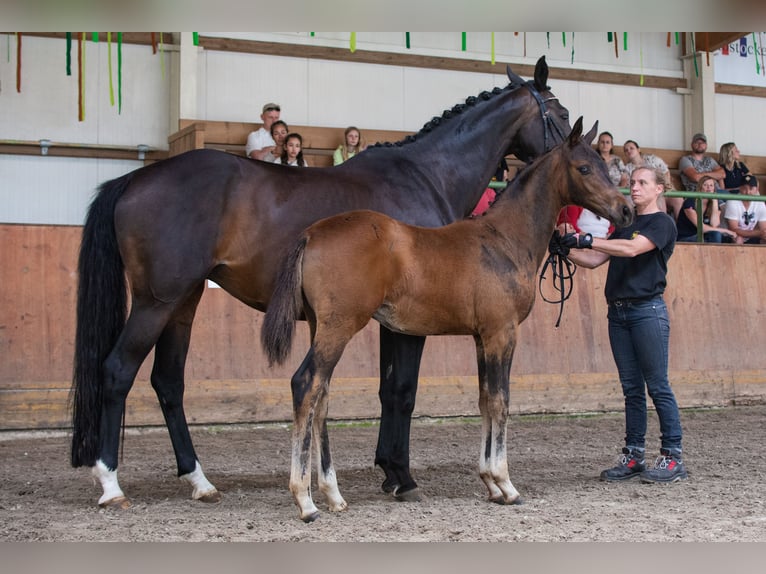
[539,248,577,328]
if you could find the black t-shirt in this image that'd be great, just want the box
[604,212,676,302]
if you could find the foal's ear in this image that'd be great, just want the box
[506,63,525,87]
[533,56,549,91]
[568,116,584,147]
[584,121,599,145]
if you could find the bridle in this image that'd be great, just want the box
[525,80,568,153]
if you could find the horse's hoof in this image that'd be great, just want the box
[393,485,422,502]
[381,478,398,494]
[301,511,320,523]
[197,491,222,504]
[489,494,523,506]
[99,496,132,510]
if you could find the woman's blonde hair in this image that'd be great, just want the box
[339,126,365,162]
[718,142,738,169]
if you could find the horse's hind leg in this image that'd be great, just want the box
[94,303,176,508]
[375,327,425,501]
[150,284,220,503]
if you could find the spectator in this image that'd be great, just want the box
[725,174,766,244]
[245,103,281,161]
[471,158,511,216]
[718,142,750,192]
[333,126,367,165]
[623,139,680,219]
[596,131,628,187]
[263,120,289,163]
[274,133,308,167]
[676,175,737,243]
[679,133,726,191]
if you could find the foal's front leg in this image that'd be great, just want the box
[476,337,521,505]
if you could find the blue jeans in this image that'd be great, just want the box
[607,297,683,451]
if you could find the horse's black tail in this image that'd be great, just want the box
[261,236,308,366]
[70,173,133,467]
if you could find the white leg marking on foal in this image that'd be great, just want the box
[93,460,126,506]
[180,461,218,500]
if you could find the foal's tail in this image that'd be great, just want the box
[261,236,308,366]
[70,173,133,468]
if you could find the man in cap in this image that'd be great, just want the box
[245,103,282,161]
[679,132,726,191]
[725,174,766,244]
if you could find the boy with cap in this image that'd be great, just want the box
[246,103,281,161]
[725,174,766,244]
[679,132,726,191]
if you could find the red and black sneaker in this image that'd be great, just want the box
[640,448,688,483]
[599,447,646,481]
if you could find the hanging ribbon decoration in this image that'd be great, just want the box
[461,32,466,51]
[666,32,671,48]
[562,32,566,47]
[491,32,495,65]
[607,32,612,42]
[193,32,199,46]
[754,33,761,75]
[614,32,618,58]
[159,32,166,78]
[546,32,550,49]
[16,33,21,92]
[151,32,157,54]
[405,32,410,49]
[523,32,527,58]
[107,32,115,107]
[761,32,765,76]
[639,33,644,86]
[78,32,84,121]
[675,32,679,45]
[6,34,9,63]
[117,32,123,114]
[705,32,710,66]
[570,32,575,64]
[623,32,628,51]
[691,33,699,78]
[349,32,356,53]
[66,32,72,75]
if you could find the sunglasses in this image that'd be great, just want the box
[744,211,754,226]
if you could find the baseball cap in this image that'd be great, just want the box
[262,102,281,113]
[743,174,758,187]
[692,132,707,143]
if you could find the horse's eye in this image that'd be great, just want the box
[578,166,591,175]
[561,112,569,121]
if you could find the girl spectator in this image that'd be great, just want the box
[275,133,308,167]
[718,142,750,191]
[676,175,737,243]
[333,126,367,165]
[263,120,289,163]
[596,131,628,187]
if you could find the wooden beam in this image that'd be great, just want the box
[695,32,747,53]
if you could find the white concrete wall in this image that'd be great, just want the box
[2,32,766,225]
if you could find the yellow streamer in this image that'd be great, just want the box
[160,32,165,78]
[350,32,356,53]
[491,32,495,65]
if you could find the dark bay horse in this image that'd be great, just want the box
[261,118,633,522]
[71,56,571,509]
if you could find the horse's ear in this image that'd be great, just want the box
[533,56,549,91]
[506,64,525,87]
[568,117,584,147]
[584,121,599,145]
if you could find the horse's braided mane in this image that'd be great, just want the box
[371,84,513,148]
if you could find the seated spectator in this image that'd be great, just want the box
[622,139,680,219]
[725,174,766,244]
[679,132,726,191]
[263,120,289,163]
[274,133,308,167]
[718,142,750,192]
[676,175,737,243]
[596,131,628,187]
[245,102,281,161]
[556,206,613,238]
[333,126,367,165]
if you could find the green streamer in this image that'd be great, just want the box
[107,32,114,106]
[405,32,410,49]
[310,32,314,37]
[350,32,356,53]
[691,33,698,77]
[546,32,550,48]
[193,32,199,46]
[675,32,679,45]
[562,32,566,47]
[607,32,613,42]
[753,33,761,74]
[66,32,71,75]
[623,32,628,51]
[92,32,98,42]
[117,32,122,114]
[570,32,575,64]
[461,32,466,51]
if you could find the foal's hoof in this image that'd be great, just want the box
[489,494,523,506]
[393,485,422,503]
[301,511,320,523]
[99,496,132,510]
[197,491,222,504]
